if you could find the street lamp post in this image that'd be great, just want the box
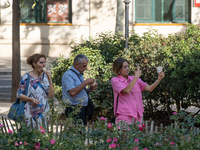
[123,0,131,49]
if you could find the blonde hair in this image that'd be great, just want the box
[26,54,46,68]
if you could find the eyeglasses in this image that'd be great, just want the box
[123,65,129,69]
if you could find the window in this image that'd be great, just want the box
[20,0,72,23]
[135,0,191,23]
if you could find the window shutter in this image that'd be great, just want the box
[135,0,154,23]
[37,0,46,23]
[173,0,189,23]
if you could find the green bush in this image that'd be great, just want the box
[51,24,200,121]
[163,24,200,110]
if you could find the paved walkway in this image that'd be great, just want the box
[0,101,12,117]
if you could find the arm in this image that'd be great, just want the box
[121,69,141,94]
[144,71,165,92]
[68,78,95,97]
[17,74,39,106]
[19,95,39,106]
[45,71,54,98]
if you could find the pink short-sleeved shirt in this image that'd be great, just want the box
[111,75,148,118]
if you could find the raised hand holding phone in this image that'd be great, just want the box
[135,63,141,78]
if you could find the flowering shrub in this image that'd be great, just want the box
[0,111,200,149]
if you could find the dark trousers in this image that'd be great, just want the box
[65,106,87,125]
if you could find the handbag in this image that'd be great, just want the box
[7,73,30,121]
[111,94,119,124]
[69,69,95,118]
[86,97,95,118]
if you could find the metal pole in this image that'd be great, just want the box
[123,0,131,49]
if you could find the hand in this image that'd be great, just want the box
[45,71,51,78]
[84,78,95,85]
[32,98,39,107]
[45,71,53,83]
[135,67,141,78]
[158,71,165,80]
[90,82,98,91]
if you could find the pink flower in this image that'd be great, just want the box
[142,124,146,128]
[44,149,49,150]
[8,129,13,134]
[15,142,19,146]
[113,137,118,143]
[0,124,3,128]
[109,144,116,149]
[133,147,138,150]
[50,139,56,145]
[188,136,191,142]
[139,127,143,131]
[41,129,45,134]
[134,139,139,142]
[106,138,112,143]
[107,123,112,129]
[170,142,175,145]
[34,142,40,149]
[172,112,177,115]
[40,126,45,134]
[155,142,163,146]
[144,148,149,150]
[19,141,23,145]
[99,117,106,121]
[24,141,27,145]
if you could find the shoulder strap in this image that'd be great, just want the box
[39,73,48,95]
[69,69,83,81]
[16,73,30,103]
[69,69,88,94]
[114,94,119,117]
[24,73,30,95]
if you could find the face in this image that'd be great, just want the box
[33,57,46,73]
[119,61,129,78]
[75,59,88,74]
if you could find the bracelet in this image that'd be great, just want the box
[155,80,160,84]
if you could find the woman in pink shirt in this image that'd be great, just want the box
[111,58,165,125]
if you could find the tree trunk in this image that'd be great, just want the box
[115,0,124,33]
[11,0,21,102]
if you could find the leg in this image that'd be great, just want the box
[65,106,87,125]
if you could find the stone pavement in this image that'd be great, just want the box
[0,101,12,117]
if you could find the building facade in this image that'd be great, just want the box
[0,0,200,58]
